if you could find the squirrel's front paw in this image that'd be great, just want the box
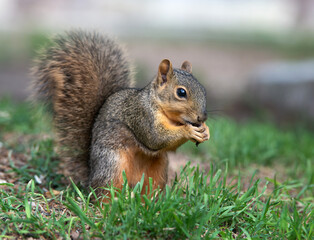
[186,122,210,144]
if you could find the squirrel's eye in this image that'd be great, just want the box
[176,88,187,98]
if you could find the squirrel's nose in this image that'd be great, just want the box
[197,111,208,123]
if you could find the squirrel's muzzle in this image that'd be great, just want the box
[197,111,208,123]
[185,111,207,127]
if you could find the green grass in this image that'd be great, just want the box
[0,98,313,239]
[201,29,314,58]
[2,29,314,67]
[126,28,314,58]
[181,118,314,182]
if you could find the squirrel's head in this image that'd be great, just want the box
[153,59,207,127]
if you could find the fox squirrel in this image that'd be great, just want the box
[32,31,210,194]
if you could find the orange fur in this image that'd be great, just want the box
[156,109,182,129]
[115,147,168,193]
[155,109,189,150]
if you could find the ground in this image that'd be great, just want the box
[0,99,313,239]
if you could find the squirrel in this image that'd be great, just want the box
[32,31,210,195]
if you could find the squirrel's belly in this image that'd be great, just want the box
[114,147,168,192]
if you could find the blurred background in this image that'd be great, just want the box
[1,0,314,125]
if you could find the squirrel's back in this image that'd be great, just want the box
[32,31,133,183]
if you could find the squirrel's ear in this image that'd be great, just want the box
[158,59,173,86]
[181,61,192,73]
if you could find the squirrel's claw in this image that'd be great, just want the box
[188,122,210,146]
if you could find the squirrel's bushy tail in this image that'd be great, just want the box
[32,31,132,183]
